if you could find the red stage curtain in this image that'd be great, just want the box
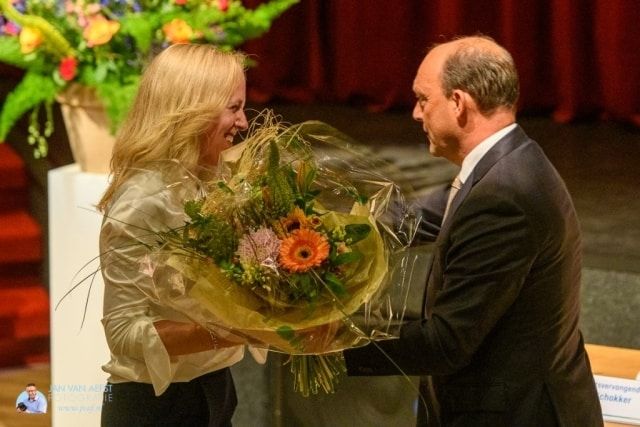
[243,0,640,125]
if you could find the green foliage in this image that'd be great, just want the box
[95,78,140,134]
[118,13,157,54]
[184,199,204,220]
[0,0,299,155]
[323,272,348,297]
[0,71,57,141]
[0,36,31,69]
[182,201,237,263]
[290,273,318,301]
[344,223,371,244]
[276,325,303,350]
[344,186,369,205]
[265,141,295,217]
[332,251,363,266]
[223,0,298,44]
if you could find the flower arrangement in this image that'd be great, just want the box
[116,116,418,396]
[0,0,298,157]
[181,142,375,315]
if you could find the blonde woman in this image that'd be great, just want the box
[97,44,254,426]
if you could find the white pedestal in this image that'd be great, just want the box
[49,164,110,426]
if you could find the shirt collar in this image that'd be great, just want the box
[458,123,517,184]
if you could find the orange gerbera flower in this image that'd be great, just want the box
[275,207,309,236]
[279,228,329,273]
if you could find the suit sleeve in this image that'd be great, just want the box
[345,190,538,376]
[411,184,448,244]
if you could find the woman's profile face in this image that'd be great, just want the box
[200,77,248,166]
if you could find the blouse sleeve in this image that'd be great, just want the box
[100,170,192,392]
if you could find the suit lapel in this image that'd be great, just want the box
[438,125,528,237]
[469,125,529,184]
[424,125,529,317]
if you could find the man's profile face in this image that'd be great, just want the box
[26,385,37,400]
[412,44,460,163]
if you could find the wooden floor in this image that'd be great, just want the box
[0,363,51,427]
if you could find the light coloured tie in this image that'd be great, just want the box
[443,175,462,221]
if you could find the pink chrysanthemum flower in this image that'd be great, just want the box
[236,227,281,266]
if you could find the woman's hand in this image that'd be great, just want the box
[153,320,247,356]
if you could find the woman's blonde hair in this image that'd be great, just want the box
[98,43,246,212]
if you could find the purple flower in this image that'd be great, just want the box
[13,0,26,13]
[236,227,281,267]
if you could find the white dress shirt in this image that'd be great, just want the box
[458,123,517,185]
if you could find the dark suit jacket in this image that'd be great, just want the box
[345,126,603,426]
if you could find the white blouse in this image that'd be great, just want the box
[99,163,264,396]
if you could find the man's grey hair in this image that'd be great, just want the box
[438,36,520,114]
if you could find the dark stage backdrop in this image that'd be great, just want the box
[242,0,640,126]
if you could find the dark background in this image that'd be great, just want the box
[241,0,640,124]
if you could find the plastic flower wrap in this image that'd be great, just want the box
[116,114,418,395]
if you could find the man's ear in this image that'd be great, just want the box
[450,89,470,125]
[451,89,466,117]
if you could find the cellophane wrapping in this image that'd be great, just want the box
[118,114,419,395]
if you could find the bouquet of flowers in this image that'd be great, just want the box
[115,115,418,396]
[0,0,297,157]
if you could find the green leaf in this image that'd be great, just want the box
[94,78,139,132]
[0,37,30,69]
[299,273,315,298]
[302,166,316,192]
[0,71,57,140]
[182,207,237,263]
[276,325,295,341]
[344,187,368,205]
[216,181,234,194]
[221,0,300,47]
[184,200,203,220]
[192,7,225,31]
[93,62,108,83]
[51,68,66,86]
[119,13,156,54]
[22,52,37,62]
[333,251,363,266]
[344,223,371,244]
[324,272,348,297]
[357,194,369,205]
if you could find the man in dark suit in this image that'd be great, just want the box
[344,36,603,426]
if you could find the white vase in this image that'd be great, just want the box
[56,84,115,174]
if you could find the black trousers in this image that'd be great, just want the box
[101,368,237,427]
